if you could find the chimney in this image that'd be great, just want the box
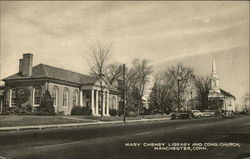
[22,53,33,77]
[19,59,23,74]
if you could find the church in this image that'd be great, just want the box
[208,60,236,112]
[2,53,120,115]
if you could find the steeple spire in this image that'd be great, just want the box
[212,59,219,79]
[212,59,216,73]
[210,59,220,92]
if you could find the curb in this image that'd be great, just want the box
[0,118,170,131]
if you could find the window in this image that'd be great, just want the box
[63,88,69,107]
[11,88,18,107]
[52,86,59,107]
[34,87,41,106]
[73,90,78,106]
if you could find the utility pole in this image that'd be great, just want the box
[177,78,181,112]
[245,97,247,112]
[190,90,193,110]
[122,64,126,123]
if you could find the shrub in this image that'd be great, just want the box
[140,107,152,115]
[109,109,118,116]
[57,111,65,116]
[71,106,83,115]
[83,107,92,115]
[16,87,31,107]
[3,104,33,115]
[127,111,137,117]
[2,86,32,115]
[3,107,20,115]
[71,106,92,115]
[17,104,33,115]
[23,104,32,113]
[34,90,55,116]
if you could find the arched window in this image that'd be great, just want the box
[52,86,59,107]
[33,86,41,106]
[73,90,78,106]
[63,88,69,107]
[11,88,18,107]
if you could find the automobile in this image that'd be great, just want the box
[191,110,203,118]
[170,111,194,120]
[170,112,180,120]
[202,110,216,117]
[212,110,222,117]
[222,110,234,118]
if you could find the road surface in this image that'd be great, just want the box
[0,115,249,159]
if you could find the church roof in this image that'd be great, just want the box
[220,89,236,100]
[208,88,236,100]
[2,64,97,85]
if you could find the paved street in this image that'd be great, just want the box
[0,115,250,159]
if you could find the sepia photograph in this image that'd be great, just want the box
[0,1,249,159]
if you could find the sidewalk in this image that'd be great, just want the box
[0,117,170,131]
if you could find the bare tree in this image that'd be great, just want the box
[105,63,122,88]
[148,72,174,116]
[130,59,153,116]
[88,42,112,120]
[163,63,194,111]
[114,59,153,116]
[193,75,211,110]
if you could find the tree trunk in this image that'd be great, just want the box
[137,103,140,116]
[100,75,104,121]
[161,106,163,117]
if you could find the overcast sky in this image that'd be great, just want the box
[0,1,249,108]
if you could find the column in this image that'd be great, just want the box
[95,90,99,115]
[106,91,110,116]
[80,90,83,107]
[102,91,106,115]
[9,89,12,107]
[0,100,2,113]
[115,95,118,110]
[91,90,95,115]
[224,97,227,111]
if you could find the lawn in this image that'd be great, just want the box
[142,114,170,119]
[74,115,142,121]
[0,115,92,127]
[0,114,170,127]
[70,114,170,121]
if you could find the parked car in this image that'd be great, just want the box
[213,110,222,117]
[202,110,216,117]
[170,112,178,120]
[170,112,181,120]
[191,110,203,118]
[170,111,194,120]
[222,110,233,118]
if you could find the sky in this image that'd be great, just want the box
[0,1,249,109]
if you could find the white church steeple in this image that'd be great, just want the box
[212,59,217,73]
[210,59,220,93]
